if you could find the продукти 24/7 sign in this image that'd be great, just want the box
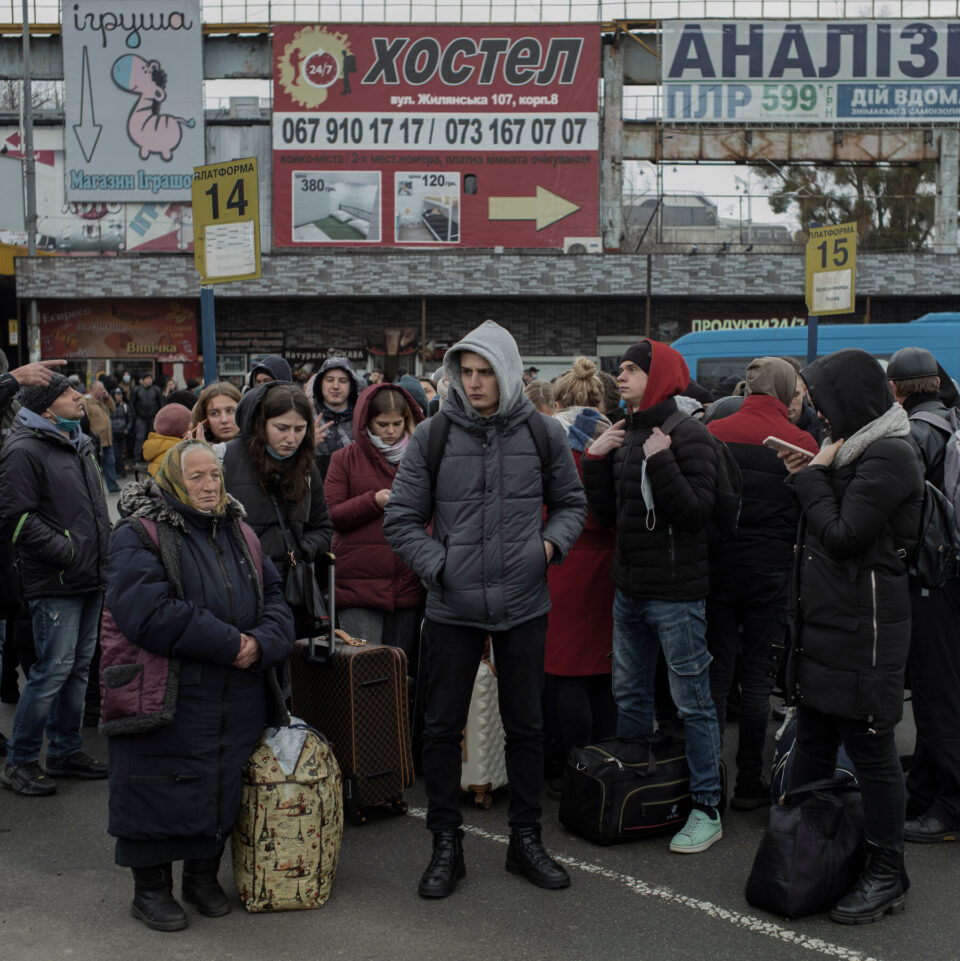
[662,20,960,124]
[272,24,599,249]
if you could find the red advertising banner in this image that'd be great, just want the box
[272,23,599,249]
[39,299,198,362]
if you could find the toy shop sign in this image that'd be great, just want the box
[63,0,205,201]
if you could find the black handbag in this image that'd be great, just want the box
[745,776,865,920]
[270,497,328,639]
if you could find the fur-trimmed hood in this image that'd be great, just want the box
[118,478,246,528]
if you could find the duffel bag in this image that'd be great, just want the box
[233,720,343,912]
[559,733,692,845]
[745,776,864,920]
[770,714,858,803]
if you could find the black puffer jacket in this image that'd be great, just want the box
[312,357,363,481]
[0,408,110,598]
[583,396,718,602]
[222,382,332,572]
[787,350,924,729]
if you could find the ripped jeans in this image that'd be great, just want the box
[612,590,723,807]
[6,592,102,767]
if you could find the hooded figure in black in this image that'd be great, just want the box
[782,348,923,926]
[245,355,292,392]
[312,357,363,480]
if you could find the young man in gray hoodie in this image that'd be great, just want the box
[384,320,586,898]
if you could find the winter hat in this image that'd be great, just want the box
[745,357,797,408]
[621,341,652,373]
[153,402,193,438]
[164,389,199,411]
[887,346,939,381]
[398,375,428,416]
[20,371,72,413]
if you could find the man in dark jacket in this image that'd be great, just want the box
[0,354,68,755]
[781,349,923,924]
[313,357,363,480]
[887,347,960,842]
[0,372,111,795]
[583,339,724,854]
[706,357,819,809]
[131,372,162,463]
[384,320,586,899]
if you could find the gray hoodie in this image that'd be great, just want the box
[383,321,586,631]
[443,319,524,419]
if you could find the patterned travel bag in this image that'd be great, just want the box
[460,643,508,809]
[233,722,343,912]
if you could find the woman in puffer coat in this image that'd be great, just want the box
[781,349,923,926]
[222,381,332,629]
[323,383,425,655]
[104,440,295,932]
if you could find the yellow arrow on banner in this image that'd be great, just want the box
[488,186,580,231]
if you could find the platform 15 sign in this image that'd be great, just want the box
[805,222,856,315]
[192,158,261,284]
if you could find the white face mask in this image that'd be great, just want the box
[641,459,656,531]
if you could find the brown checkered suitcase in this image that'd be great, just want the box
[290,623,414,825]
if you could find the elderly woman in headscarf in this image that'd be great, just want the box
[102,439,294,933]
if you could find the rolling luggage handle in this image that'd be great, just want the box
[304,552,342,666]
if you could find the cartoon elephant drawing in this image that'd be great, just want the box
[111,54,195,161]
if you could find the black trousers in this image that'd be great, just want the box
[789,704,905,857]
[907,577,960,825]
[544,673,617,766]
[707,564,789,787]
[422,615,547,833]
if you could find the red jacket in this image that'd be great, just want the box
[546,450,615,675]
[707,392,819,454]
[324,384,425,611]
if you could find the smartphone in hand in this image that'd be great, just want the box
[763,436,814,459]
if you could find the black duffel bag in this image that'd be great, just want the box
[559,733,692,845]
[745,776,865,920]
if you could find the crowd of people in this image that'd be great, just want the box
[0,324,956,930]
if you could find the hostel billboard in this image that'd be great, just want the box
[272,24,600,248]
[662,20,960,123]
[63,0,205,201]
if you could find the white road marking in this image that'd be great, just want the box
[407,807,885,961]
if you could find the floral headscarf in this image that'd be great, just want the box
[155,439,230,516]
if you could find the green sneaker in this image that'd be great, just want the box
[669,807,722,854]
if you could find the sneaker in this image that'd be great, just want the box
[669,807,723,854]
[731,780,771,811]
[0,761,57,796]
[44,751,107,779]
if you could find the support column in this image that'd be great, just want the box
[600,38,624,252]
[935,129,959,254]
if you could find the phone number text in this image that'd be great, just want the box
[273,112,598,151]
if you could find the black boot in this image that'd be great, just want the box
[829,843,906,925]
[418,829,465,898]
[182,855,231,917]
[505,826,570,890]
[131,865,188,932]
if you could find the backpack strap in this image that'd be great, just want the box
[910,410,956,435]
[428,408,551,499]
[660,408,688,436]
[237,519,264,585]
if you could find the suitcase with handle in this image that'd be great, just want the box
[290,565,414,824]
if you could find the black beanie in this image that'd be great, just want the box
[621,341,652,373]
[20,371,72,413]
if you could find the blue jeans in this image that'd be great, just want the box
[6,593,103,767]
[612,589,722,807]
[101,444,120,492]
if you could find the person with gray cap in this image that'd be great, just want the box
[888,346,960,843]
[0,372,110,795]
[706,357,819,809]
[384,320,586,899]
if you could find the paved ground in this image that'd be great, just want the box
[1,486,955,961]
[0,694,954,961]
